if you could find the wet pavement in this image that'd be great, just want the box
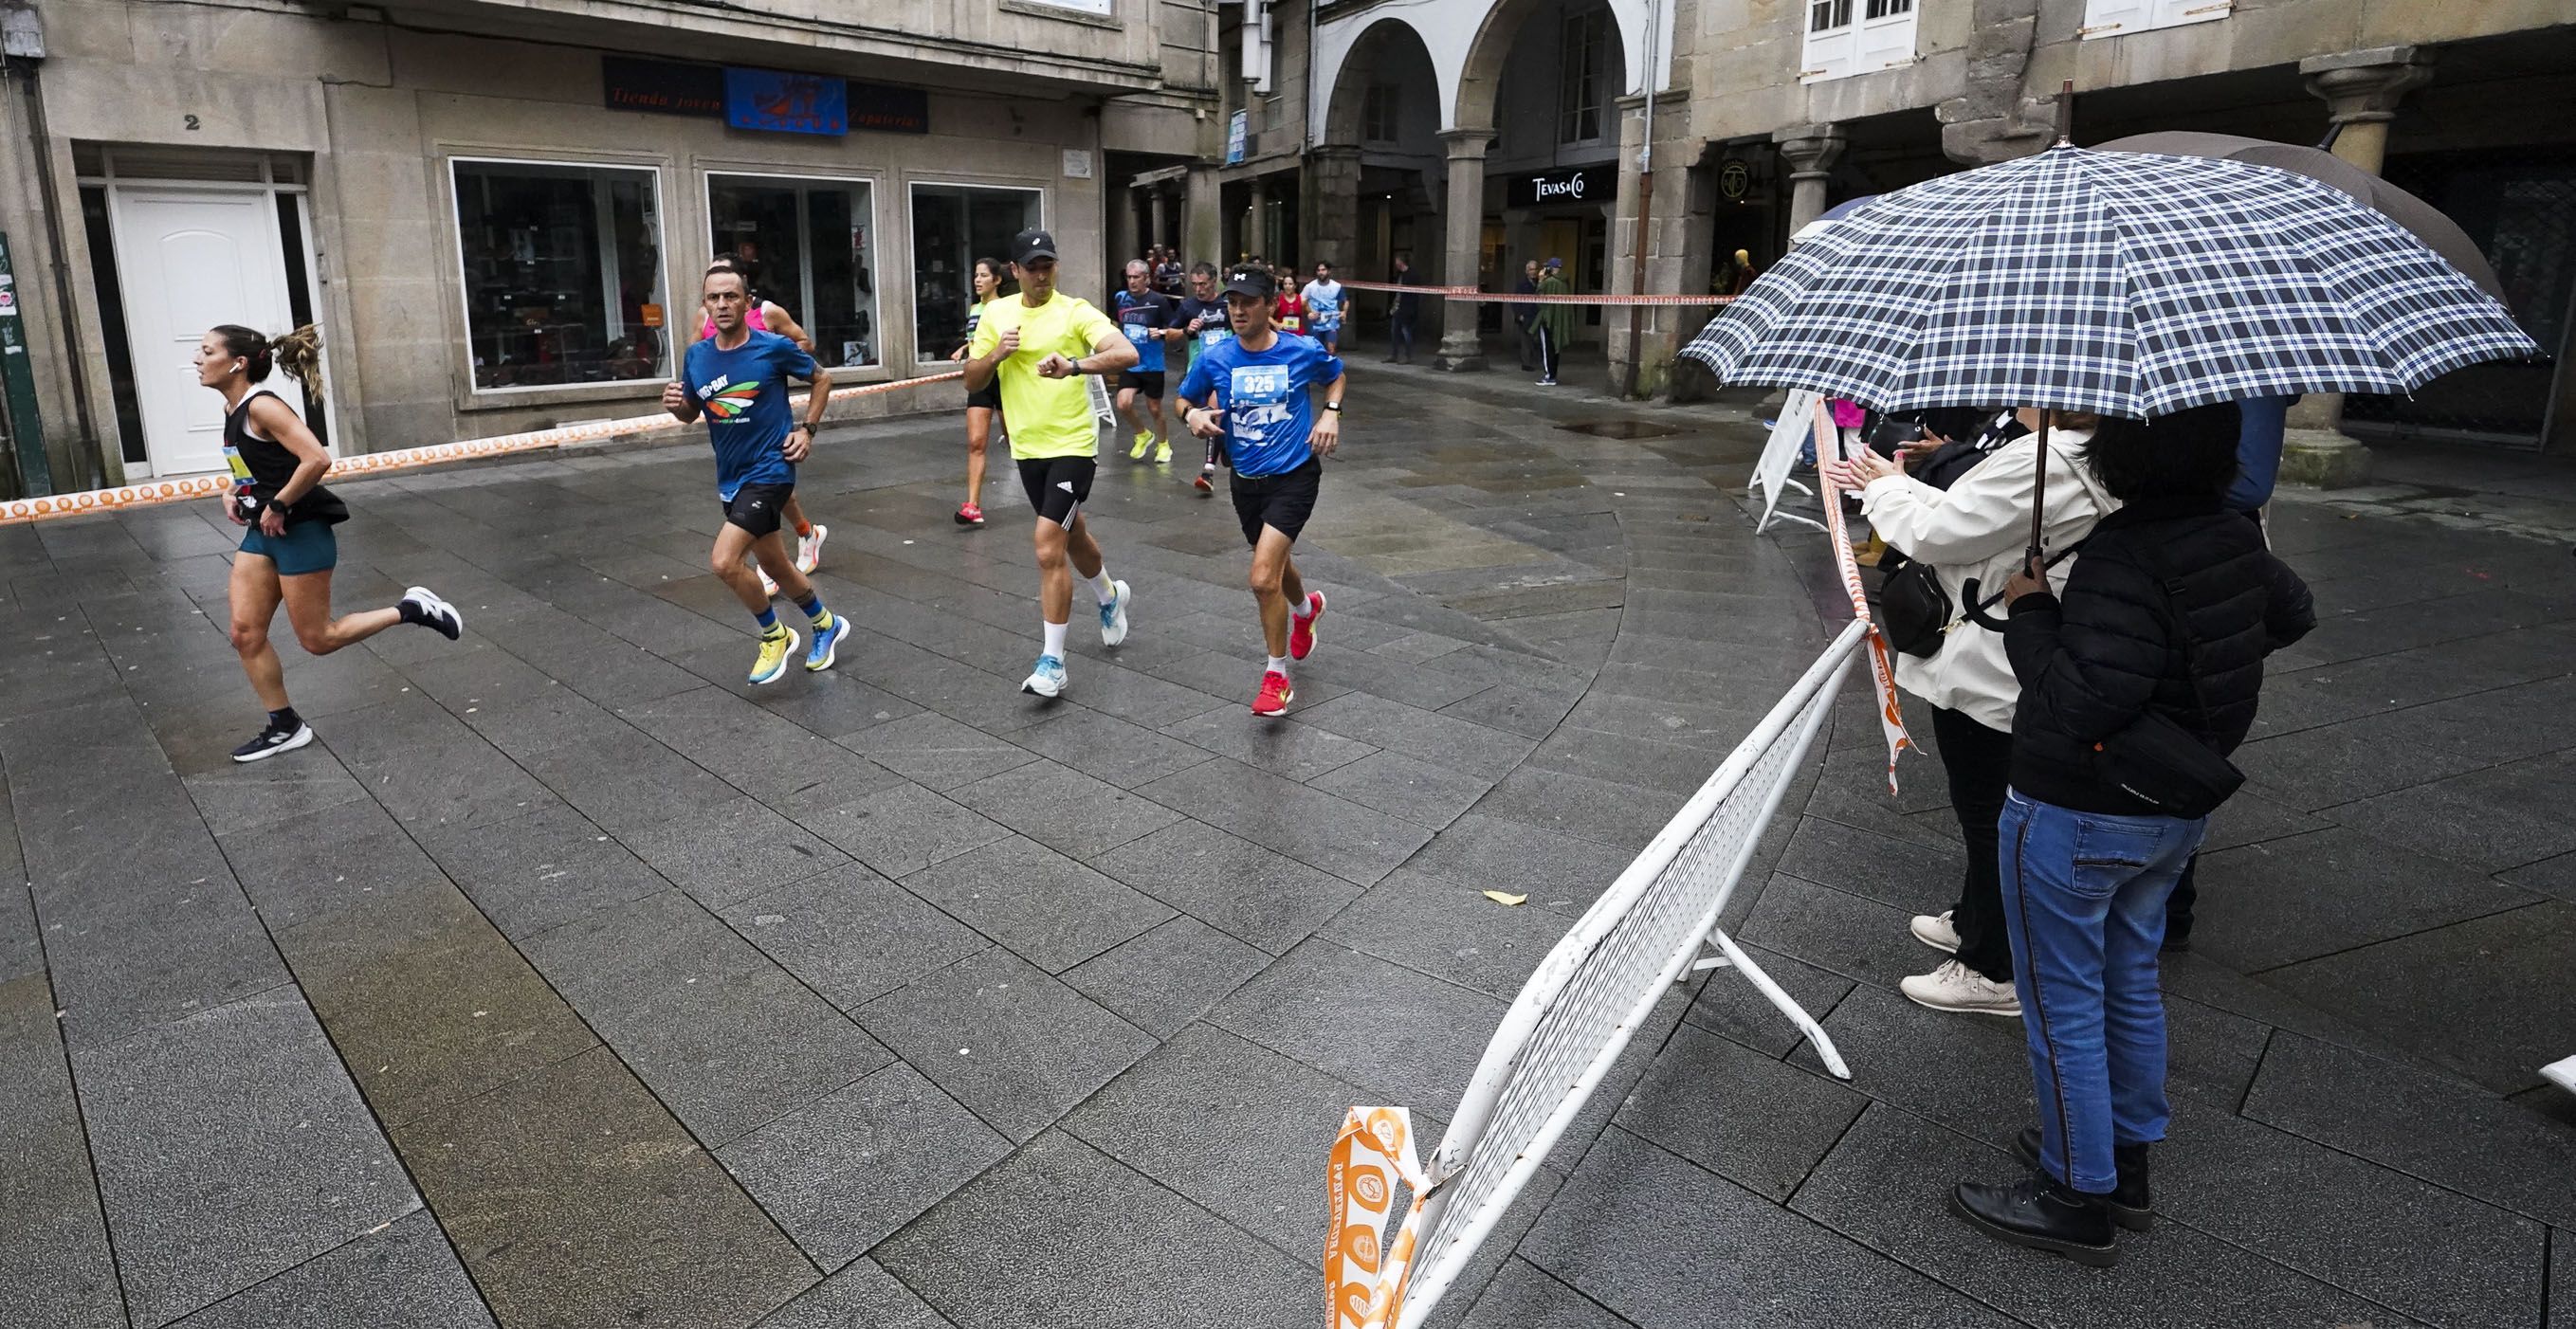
[2,363,2570,1329]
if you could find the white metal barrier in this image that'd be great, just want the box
[1339,618,1866,1328]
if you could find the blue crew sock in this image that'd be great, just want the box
[755,607,780,633]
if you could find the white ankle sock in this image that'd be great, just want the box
[1089,571,1118,606]
[1292,592,1319,620]
[1266,655,1290,676]
[1042,620,1069,659]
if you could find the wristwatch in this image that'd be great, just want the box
[1324,402,1343,412]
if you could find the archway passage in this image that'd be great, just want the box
[1316,18,1445,346]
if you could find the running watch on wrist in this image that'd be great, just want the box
[1325,403,1343,412]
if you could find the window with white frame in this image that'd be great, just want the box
[1801,0,1916,83]
[908,182,1042,368]
[705,173,881,370]
[451,158,667,391]
[1016,0,1112,14]
[2079,0,2233,41]
[1558,8,1611,145]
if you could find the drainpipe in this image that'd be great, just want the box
[1621,0,1660,399]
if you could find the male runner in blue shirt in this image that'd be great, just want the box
[1113,259,1180,464]
[1178,267,1346,716]
[663,263,848,685]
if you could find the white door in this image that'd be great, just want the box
[109,187,294,477]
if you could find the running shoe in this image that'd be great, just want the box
[1193,471,1214,494]
[757,562,779,598]
[1022,653,1068,698]
[796,523,829,574]
[400,586,464,641]
[1289,591,1325,661]
[806,613,849,672]
[1098,579,1132,646]
[749,627,797,686]
[230,718,314,763]
[1251,669,1294,717]
[1537,376,1559,387]
[1129,431,1154,461]
[1154,439,1173,464]
[956,502,986,526]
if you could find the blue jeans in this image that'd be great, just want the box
[1998,790,2204,1194]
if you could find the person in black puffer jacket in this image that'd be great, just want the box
[1949,401,2313,1268]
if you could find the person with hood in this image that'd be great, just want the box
[1823,408,2118,1018]
[1534,258,1571,386]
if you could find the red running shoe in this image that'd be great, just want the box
[1251,669,1294,717]
[956,502,985,526]
[1289,592,1325,661]
[1193,471,1215,494]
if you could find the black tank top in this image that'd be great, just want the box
[224,390,347,524]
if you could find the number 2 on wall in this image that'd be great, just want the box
[184,115,200,131]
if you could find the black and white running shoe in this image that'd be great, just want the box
[231,719,315,763]
[401,586,465,640]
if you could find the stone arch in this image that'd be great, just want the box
[1453,0,1650,136]
[1320,15,1443,147]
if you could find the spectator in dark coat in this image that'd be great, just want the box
[1950,400,2314,1268]
[1511,260,1542,370]
[1386,254,1421,363]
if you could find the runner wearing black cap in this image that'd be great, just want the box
[1177,266,1345,717]
[962,228,1142,698]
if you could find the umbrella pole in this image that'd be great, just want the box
[2029,407,2053,563]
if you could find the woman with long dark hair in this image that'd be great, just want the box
[948,256,1012,525]
[200,324,461,760]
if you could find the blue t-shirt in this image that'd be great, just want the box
[2227,395,2293,512]
[1177,333,1343,478]
[683,330,818,500]
[1113,289,1176,373]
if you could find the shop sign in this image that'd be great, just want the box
[1226,110,1249,165]
[602,56,725,118]
[849,82,930,135]
[1509,165,1614,209]
[726,67,849,136]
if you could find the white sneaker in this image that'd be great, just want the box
[1910,909,1961,955]
[1098,579,1131,647]
[1900,959,2020,1017]
[796,523,828,574]
[757,562,779,598]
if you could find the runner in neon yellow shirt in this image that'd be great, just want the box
[963,228,1142,698]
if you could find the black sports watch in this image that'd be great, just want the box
[1324,402,1343,412]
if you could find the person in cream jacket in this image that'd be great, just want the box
[1824,408,2118,1018]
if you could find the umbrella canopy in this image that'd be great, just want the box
[1681,145,2537,420]
[2091,131,2503,297]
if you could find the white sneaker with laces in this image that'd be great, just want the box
[796,523,828,574]
[1910,909,1961,955]
[1900,959,2020,1016]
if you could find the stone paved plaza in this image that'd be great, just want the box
[3,368,2572,1329]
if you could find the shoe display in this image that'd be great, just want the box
[1910,909,1962,955]
[805,614,849,672]
[796,523,829,574]
[2013,1128,2152,1231]
[748,627,797,685]
[1251,669,1294,717]
[956,502,986,526]
[1022,653,1069,698]
[1949,1177,2117,1267]
[1098,579,1131,646]
[1289,592,1325,662]
[230,719,314,763]
[1900,959,2020,1016]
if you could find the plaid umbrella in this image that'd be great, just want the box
[1680,144,2537,418]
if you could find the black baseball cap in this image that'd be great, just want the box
[1223,266,1277,300]
[1011,228,1058,264]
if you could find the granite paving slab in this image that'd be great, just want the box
[164,1210,494,1329]
[1085,821,1364,955]
[2262,901,2576,1095]
[1060,916,1271,1037]
[1456,1260,1641,1329]
[418,804,670,941]
[1209,940,1507,1112]
[0,974,122,1329]
[1133,757,1434,887]
[1615,1024,1869,1202]
[1404,812,1637,916]
[756,1258,957,1329]
[855,946,1157,1143]
[948,759,1186,862]
[723,865,991,1011]
[901,834,1174,974]
[791,780,1012,879]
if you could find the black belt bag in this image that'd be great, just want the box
[1880,541,2082,660]
[2087,555,2244,819]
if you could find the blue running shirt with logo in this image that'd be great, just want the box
[1113,288,1176,373]
[1176,333,1343,478]
[683,329,817,500]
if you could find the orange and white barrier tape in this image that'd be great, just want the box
[0,370,964,525]
[1811,397,1915,793]
[1335,280,1739,308]
[1327,1107,1435,1329]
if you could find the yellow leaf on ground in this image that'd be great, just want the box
[1482,890,1527,906]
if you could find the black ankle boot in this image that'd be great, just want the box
[1950,1174,2118,1266]
[2014,1127,2152,1230]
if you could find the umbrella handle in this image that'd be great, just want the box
[1959,579,2012,632]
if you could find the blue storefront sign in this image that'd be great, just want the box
[724,67,849,137]
[1226,110,1248,165]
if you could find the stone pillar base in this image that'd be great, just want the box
[1435,333,1487,373]
[2277,427,2372,489]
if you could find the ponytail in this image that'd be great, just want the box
[210,322,322,394]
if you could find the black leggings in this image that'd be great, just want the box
[1931,705,2017,984]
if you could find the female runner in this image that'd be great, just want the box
[201,323,461,760]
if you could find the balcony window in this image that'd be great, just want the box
[1801,0,1915,83]
[1559,9,1610,145]
[451,159,667,391]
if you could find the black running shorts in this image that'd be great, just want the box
[722,482,795,537]
[966,381,1002,411]
[1117,370,1167,399]
[1230,458,1322,547]
[1016,455,1096,528]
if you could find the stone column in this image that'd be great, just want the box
[1435,128,1489,373]
[2282,46,2436,485]
[1248,174,1270,261]
[1773,123,1846,234]
[1186,165,1221,269]
[1306,144,1362,268]
[1148,188,1170,253]
[1107,185,1138,288]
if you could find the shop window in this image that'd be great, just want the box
[1801,0,1915,83]
[2079,0,2232,41]
[451,159,667,391]
[705,174,881,370]
[1559,9,1609,146]
[1363,82,1401,144]
[909,183,1043,368]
